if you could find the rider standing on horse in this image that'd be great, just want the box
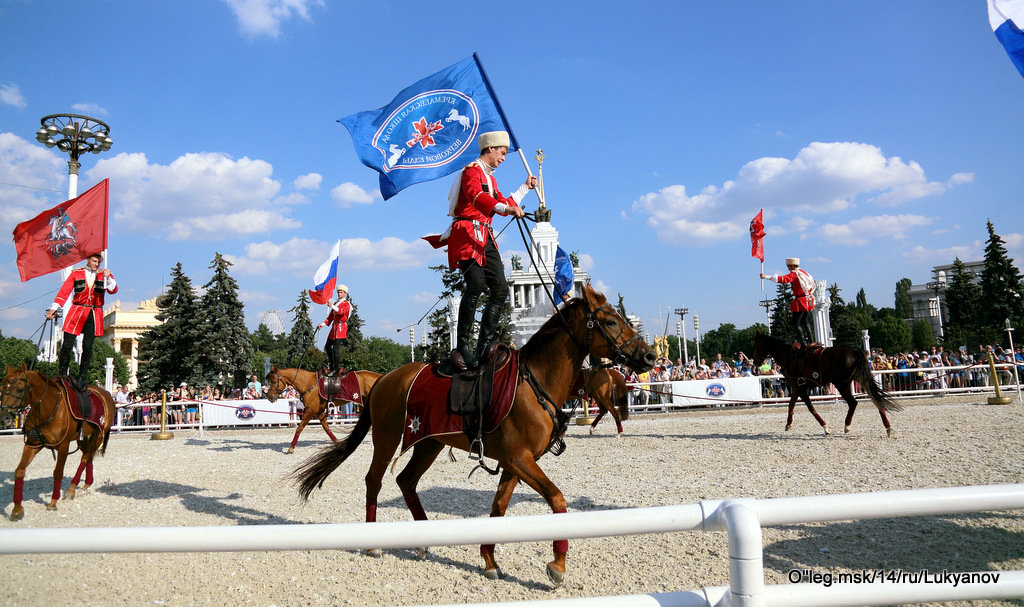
[446,131,536,371]
[317,284,350,375]
[45,251,117,389]
[761,257,816,345]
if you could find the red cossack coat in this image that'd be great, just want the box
[53,268,117,336]
[773,269,816,312]
[445,162,519,270]
[323,299,351,340]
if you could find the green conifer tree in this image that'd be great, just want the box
[944,257,981,348]
[196,253,253,391]
[137,262,202,394]
[978,221,1024,343]
[286,290,318,368]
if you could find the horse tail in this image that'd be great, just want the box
[853,355,902,413]
[99,425,112,456]
[292,395,373,501]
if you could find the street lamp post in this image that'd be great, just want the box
[409,326,415,363]
[925,270,947,343]
[674,307,689,365]
[759,298,775,333]
[693,313,701,365]
[35,113,113,278]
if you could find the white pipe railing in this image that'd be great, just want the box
[2,484,1022,607]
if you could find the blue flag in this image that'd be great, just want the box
[553,246,574,302]
[989,0,1024,78]
[338,55,513,200]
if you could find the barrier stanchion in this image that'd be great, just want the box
[987,353,1012,405]
[151,390,174,440]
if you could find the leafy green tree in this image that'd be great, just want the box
[911,318,937,351]
[894,278,913,319]
[77,339,129,387]
[978,221,1024,343]
[831,305,873,348]
[286,290,318,369]
[349,336,410,373]
[422,264,465,362]
[871,315,912,354]
[0,336,40,370]
[769,284,796,343]
[137,263,203,394]
[196,253,253,390]
[944,257,981,349]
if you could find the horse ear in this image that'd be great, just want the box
[582,283,605,307]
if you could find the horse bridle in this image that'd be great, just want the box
[2,371,62,444]
[577,302,646,368]
[266,369,316,402]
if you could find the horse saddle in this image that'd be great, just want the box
[317,370,361,405]
[58,378,106,428]
[445,344,513,415]
[789,344,826,382]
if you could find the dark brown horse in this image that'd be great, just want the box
[293,285,655,585]
[752,332,901,437]
[582,367,629,436]
[265,367,381,454]
[1,365,114,521]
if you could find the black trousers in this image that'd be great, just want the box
[792,311,814,344]
[325,336,347,372]
[58,312,95,379]
[457,240,507,350]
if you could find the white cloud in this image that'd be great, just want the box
[903,241,983,265]
[88,151,297,240]
[817,214,935,246]
[632,141,968,246]
[294,173,322,190]
[1,83,26,108]
[222,0,324,38]
[331,181,376,206]
[70,103,108,116]
[226,235,436,276]
[0,133,68,233]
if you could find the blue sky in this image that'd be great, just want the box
[1,1,1021,345]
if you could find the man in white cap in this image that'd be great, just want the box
[445,130,537,370]
[317,284,351,375]
[761,257,816,345]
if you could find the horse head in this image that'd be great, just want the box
[578,284,656,373]
[265,366,283,403]
[0,364,31,427]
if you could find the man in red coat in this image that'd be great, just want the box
[45,252,118,387]
[317,284,351,374]
[761,257,816,345]
[445,131,536,370]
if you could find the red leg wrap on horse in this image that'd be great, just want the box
[553,508,568,553]
[481,544,495,556]
[13,478,23,504]
[85,463,94,485]
[289,432,300,449]
[366,502,377,523]
[52,477,62,501]
[404,496,428,521]
[72,462,86,485]
[326,430,338,441]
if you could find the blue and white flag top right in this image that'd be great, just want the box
[989,0,1024,78]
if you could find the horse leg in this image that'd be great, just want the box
[47,443,71,511]
[481,469,519,579]
[288,410,316,454]
[589,407,606,435]
[68,430,97,499]
[395,440,444,559]
[839,384,859,434]
[318,408,339,443]
[501,452,569,587]
[363,413,404,558]
[609,400,624,436]
[801,390,829,435]
[10,444,42,521]
[785,392,798,431]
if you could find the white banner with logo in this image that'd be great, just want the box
[200,399,297,427]
[667,376,762,407]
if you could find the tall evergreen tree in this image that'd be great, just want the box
[137,263,202,393]
[894,278,913,319]
[944,257,981,348]
[338,299,366,370]
[978,220,1024,343]
[196,253,253,390]
[286,290,318,368]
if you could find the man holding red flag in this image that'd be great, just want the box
[45,252,117,388]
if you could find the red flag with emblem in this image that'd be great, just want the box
[749,209,765,262]
[13,179,109,282]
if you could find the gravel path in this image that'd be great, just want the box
[0,396,1021,607]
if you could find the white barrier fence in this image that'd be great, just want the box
[2,484,1022,607]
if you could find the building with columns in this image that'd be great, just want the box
[101,298,161,390]
[506,221,589,347]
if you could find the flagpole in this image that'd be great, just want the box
[472,53,541,201]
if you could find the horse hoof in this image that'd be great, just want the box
[588,427,595,435]
[366,548,383,558]
[784,424,792,432]
[10,507,24,522]
[46,502,58,511]
[65,487,76,500]
[823,426,831,436]
[286,447,295,454]
[482,567,501,580]
[844,425,851,434]
[546,562,565,587]
[887,428,896,439]
[414,547,428,560]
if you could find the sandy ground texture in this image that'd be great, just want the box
[0,395,1021,607]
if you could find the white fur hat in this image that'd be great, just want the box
[478,131,510,150]
[785,257,800,266]
[336,284,349,294]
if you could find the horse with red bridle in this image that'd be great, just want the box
[264,367,381,454]
[293,285,655,585]
[1,365,114,521]
[752,332,901,437]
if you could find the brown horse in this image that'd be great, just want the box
[752,332,901,437]
[1,365,114,521]
[265,367,381,454]
[293,284,655,585]
[582,367,629,436]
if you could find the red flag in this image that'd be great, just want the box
[13,179,109,282]
[749,209,765,262]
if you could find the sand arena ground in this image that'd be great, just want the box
[0,395,1021,607]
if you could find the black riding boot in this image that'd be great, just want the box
[453,312,478,371]
[473,303,502,365]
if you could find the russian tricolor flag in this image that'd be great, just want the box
[989,0,1024,78]
[308,240,341,305]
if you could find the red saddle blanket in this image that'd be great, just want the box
[569,370,587,399]
[402,353,519,454]
[317,371,363,405]
[58,379,107,428]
